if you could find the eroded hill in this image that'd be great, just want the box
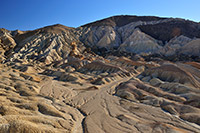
[0,15,200,133]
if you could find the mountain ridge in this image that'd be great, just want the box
[1,15,200,63]
[3,15,199,31]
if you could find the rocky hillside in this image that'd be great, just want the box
[1,15,200,63]
[0,15,200,133]
[78,15,200,59]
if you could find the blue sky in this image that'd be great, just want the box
[1,0,200,31]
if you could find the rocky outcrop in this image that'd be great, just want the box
[137,19,200,42]
[179,39,200,56]
[158,35,193,56]
[141,63,200,88]
[119,29,162,54]
[0,29,16,57]
[79,15,200,57]
[167,35,192,46]
[78,26,121,49]
[0,25,86,66]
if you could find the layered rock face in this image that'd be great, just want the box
[158,35,193,56]
[179,39,200,56]
[119,29,161,54]
[0,29,17,60]
[118,62,200,127]
[78,15,200,59]
[0,15,200,132]
[2,24,85,65]
[1,15,200,62]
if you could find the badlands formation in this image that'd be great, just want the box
[0,15,200,132]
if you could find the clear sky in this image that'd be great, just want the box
[1,0,200,31]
